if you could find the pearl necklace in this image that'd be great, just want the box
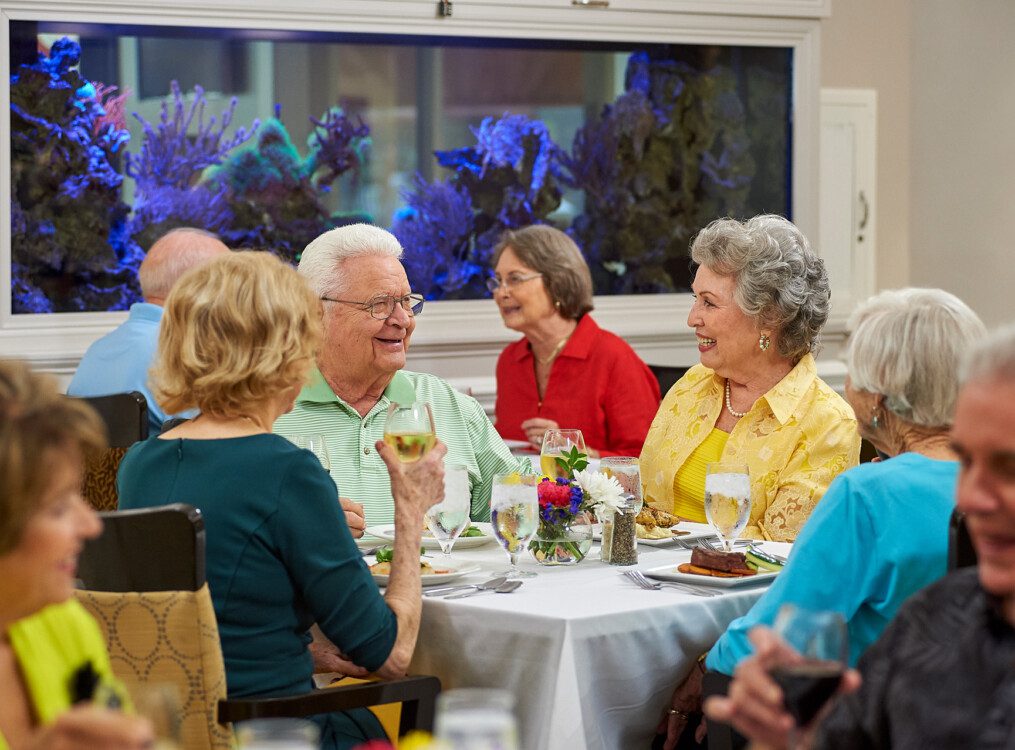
[724,379,749,418]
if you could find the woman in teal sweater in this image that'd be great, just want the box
[117,251,445,749]
[0,360,153,749]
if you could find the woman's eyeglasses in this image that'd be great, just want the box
[486,272,542,293]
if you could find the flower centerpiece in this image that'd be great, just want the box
[528,449,624,565]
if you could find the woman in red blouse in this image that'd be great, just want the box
[490,225,660,457]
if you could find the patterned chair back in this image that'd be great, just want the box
[75,504,232,749]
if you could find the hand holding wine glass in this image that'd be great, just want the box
[384,402,437,463]
[704,462,751,551]
[425,464,471,562]
[539,429,586,479]
[703,623,859,750]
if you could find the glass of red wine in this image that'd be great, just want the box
[770,605,848,746]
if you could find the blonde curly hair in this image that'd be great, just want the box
[154,251,323,419]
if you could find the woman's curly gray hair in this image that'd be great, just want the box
[690,215,830,361]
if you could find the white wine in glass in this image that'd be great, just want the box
[539,429,586,478]
[704,462,751,551]
[490,473,539,579]
[383,402,436,463]
[425,464,471,562]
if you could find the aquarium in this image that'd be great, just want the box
[9,19,792,313]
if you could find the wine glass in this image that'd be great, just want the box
[435,688,519,750]
[539,428,586,479]
[769,605,848,746]
[490,472,539,579]
[425,463,471,562]
[131,683,183,750]
[235,718,320,749]
[383,402,436,463]
[704,462,751,551]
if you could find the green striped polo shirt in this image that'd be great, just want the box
[273,367,525,525]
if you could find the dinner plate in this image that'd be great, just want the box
[369,562,481,588]
[594,521,719,547]
[502,438,536,452]
[364,522,497,550]
[642,553,780,588]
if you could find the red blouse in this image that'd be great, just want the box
[494,315,661,457]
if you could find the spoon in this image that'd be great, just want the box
[495,580,523,594]
[444,578,518,599]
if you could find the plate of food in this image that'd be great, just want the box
[364,522,496,550]
[642,547,783,588]
[367,547,481,587]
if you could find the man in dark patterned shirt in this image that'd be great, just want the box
[704,322,1015,749]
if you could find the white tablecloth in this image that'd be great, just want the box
[408,540,775,750]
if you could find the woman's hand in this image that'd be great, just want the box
[309,625,370,677]
[657,659,706,749]
[520,417,559,450]
[378,439,447,516]
[30,706,153,749]
[339,497,366,538]
[703,627,861,750]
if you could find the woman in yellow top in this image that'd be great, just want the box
[0,360,153,749]
[640,215,859,541]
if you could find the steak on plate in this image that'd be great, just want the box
[690,548,750,573]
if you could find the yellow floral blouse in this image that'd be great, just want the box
[639,354,859,542]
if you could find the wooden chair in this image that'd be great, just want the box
[75,505,441,748]
[648,364,689,399]
[74,392,149,511]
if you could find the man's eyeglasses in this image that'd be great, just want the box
[486,272,543,293]
[321,293,425,320]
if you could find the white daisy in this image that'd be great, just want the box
[573,469,625,517]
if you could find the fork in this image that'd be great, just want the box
[622,570,717,597]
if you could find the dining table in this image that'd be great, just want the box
[401,535,786,750]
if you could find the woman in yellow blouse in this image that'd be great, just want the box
[640,215,859,541]
[0,360,153,750]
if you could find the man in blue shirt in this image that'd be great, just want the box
[68,228,229,434]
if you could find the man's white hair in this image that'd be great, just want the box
[139,227,228,301]
[298,224,404,298]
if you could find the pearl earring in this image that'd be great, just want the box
[870,406,881,430]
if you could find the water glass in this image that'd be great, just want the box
[539,428,586,478]
[704,462,751,551]
[435,688,519,750]
[490,472,539,579]
[236,718,320,749]
[425,463,471,561]
[599,456,642,512]
[383,402,437,463]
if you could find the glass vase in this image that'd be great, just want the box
[528,514,594,566]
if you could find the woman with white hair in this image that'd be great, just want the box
[655,288,986,750]
[640,215,859,541]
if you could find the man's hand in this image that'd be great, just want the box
[703,627,861,750]
[340,497,366,538]
[30,706,154,750]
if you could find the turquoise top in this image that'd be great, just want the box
[708,453,959,673]
[118,433,394,748]
[274,367,525,525]
[2,600,119,750]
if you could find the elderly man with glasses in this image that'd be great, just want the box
[275,224,523,530]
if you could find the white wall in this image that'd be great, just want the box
[821,0,912,291]
[909,1,1015,327]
